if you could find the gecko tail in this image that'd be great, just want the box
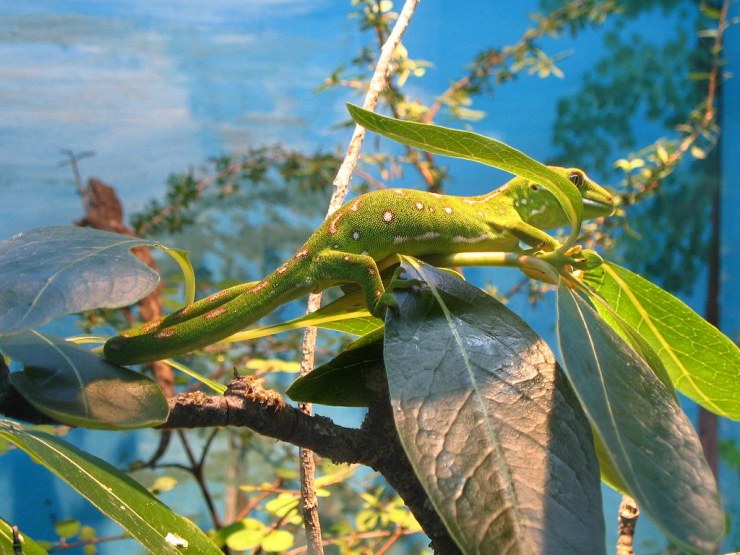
[103,275,308,365]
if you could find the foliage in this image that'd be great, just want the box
[0,1,736,554]
[550,0,726,293]
[1,111,735,552]
[0,421,222,554]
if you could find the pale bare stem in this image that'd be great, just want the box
[616,495,639,555]
[297,2,421,552]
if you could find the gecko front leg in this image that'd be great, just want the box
[312,249,388,317]
[508,221,561,251]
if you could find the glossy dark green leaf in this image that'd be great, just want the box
[557,285,724,553]
[347,105,583,244]
[384,258,604,555]
[1,331,168,429]
[0,420,221,554]
[584,262,740,420]
[0,226,160,334]
[286,328,384,407]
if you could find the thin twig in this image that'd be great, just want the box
[176,429,223,529]
[622,0,729,206]
[297,1,420,552]
[371,6,441,192]
[616,495,639,555]
[423,0,608,123]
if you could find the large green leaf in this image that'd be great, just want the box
[384,258,604,555]
[0,420,221,554]
[557,286,724,553]
[0,226,160,334]
[287,328,384,407]
[1,330,168,429]
[584,262,740,420]
[347,105,583,245]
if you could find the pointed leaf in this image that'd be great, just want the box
[557,286,724,553]
[584,262,740,419]
[287,328,384,407]
[227,287,382,344]
[347,105,582,244]
[0,226,160,334]
[384,258,604,555]
[1,330,168,429]
[0,420,221,554]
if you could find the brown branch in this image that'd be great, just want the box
[160,373,459,554]
[161,378,366,464]
[0,366,459,552]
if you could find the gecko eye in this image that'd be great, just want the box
[530,184,542,191]
[569,172,584,189]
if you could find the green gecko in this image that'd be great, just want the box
[104,167,613,365]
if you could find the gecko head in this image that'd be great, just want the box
[511,166,614,229]
[562,167,615,220]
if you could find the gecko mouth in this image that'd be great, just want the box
[583,197,615,216]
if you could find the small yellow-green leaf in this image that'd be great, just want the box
[356,509,379,531]
[264,493,302,525]
[151,476,178,493]
[54,518,81,539]
[261,530,294,552]
[245,358,301,374]
[691,145,707,159]
[225,529,263,551]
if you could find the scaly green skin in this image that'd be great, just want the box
[104,167,613,364]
